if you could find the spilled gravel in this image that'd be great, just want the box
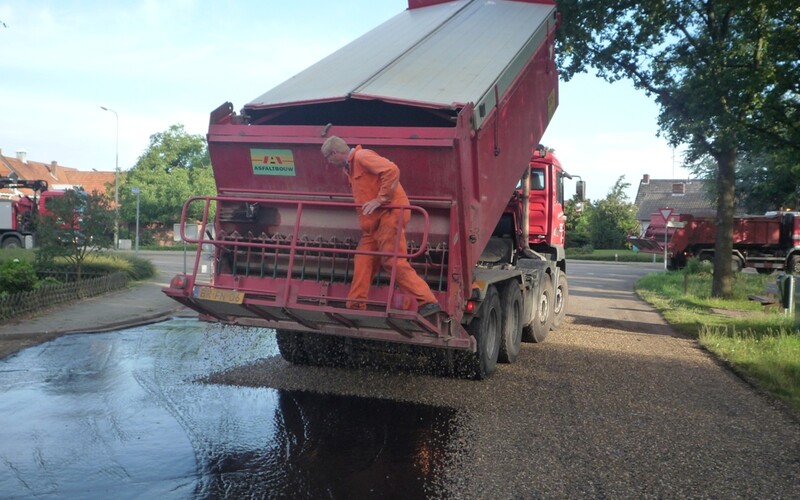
[207,316,800,499]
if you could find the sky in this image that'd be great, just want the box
[0,0,691,202]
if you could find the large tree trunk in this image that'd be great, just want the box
[712,148,737,298]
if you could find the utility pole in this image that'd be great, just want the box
[100,106,119,249]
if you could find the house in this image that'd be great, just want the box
[0,148,116,198]
[633,174,724,233]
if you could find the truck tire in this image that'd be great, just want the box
[522,273,552,343]
[467,285,501,379]
[276,329,309,365]
[789,255,800,274]
[498,283,523,364]
[731,257,743,273]
[551,271,568,330]
[1,236,22,249]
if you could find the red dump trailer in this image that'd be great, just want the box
[632,212,800,274]
[163,0,578,378]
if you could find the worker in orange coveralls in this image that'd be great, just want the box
[321,136,441,317]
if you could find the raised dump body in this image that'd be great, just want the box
[164,0,568,378]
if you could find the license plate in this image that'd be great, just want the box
[194,286,245,304]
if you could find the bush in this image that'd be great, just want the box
[0,259,39,294]
[114,253,157,280]
[683,257,713,275]
[568,244,595,255]
[37,253,156,281]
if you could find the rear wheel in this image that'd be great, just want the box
[276,330,346,367]
[498,282,523,363]
[522,273,552,343]
[1,237,22,249]
[275,329,308,365]
[551,271,568,330]
[467,285,501,379]
[731,256,743,273]
[789,255,800,274]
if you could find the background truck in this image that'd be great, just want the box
[0,175,59,249]
[631,211,800,274]
[163,0,579,378]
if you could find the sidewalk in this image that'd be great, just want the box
[0,271,196,359]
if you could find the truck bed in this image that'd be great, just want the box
[246,0,557,131]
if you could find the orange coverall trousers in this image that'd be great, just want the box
[346,207,437,310]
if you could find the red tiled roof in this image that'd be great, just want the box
[0,150,116,199]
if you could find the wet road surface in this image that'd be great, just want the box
[0,319,458,499]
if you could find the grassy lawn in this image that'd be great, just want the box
[635,269,800,412]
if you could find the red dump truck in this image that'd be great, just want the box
[163,0,579,378]
[632,212,800,274]
[0,176,61,249]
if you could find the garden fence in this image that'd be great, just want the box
[0,272,129,322]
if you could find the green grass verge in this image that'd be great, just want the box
[636,269,800,412]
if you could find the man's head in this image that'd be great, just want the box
[321,136,349,166]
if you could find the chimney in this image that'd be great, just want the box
[49,160,59,177]
[16,150,27,163]
[642,174,650,184]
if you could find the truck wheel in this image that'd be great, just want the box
[789,256,800,274]
[551,272,568,330]
[522,273,552,343]
[731,257,743,273]
[275,329,309,365]
[1,237,22,249]
[467,285,501,378]
[498,283,523,364]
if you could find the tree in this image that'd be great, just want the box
[119,124,215,230]
[588,177,639,249]
[36,190,114,280]
[556,1,799,297]
[734,151,799,214]
[564,196,592,249]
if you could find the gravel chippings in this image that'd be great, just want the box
[208,314,800,499]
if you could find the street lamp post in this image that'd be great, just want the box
[100,106,119,249]
[131,187,140,255]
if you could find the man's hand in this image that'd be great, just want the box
[361,198,382,215]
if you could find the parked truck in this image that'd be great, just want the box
[631,211,800,274]
[163,0,578,378]
[0,175,59,249]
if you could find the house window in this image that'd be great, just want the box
[672,183,685,195]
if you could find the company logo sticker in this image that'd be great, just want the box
[251,149,296,176]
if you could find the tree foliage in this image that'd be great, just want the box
[734,151,799,214]
[36,190,115,280]
[564,196,592,249]
[556,1,799,297]
[587,176,639,249]
[119,124,215,229]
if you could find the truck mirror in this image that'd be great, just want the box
[576,180,586,201]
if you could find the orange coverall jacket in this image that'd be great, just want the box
[344,146,437,310]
